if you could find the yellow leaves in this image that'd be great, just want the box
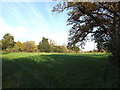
[102,2,119,12]
[68,2,76,7]
[80,2,98,12]
[14,41,23,51]
[109,3,119,12]
[15,41,23,48]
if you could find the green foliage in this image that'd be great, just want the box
[1,33,15,50]
[0,34,77,53]
[2,53,119,88]
[38,37,51,52]
[49,40,57,52]
[85,49,106,53]
[49,40,69,53]
[50,45,68,53]
[12,41,23,52]
[58,45,69,53]
[5,48,12,53]
[22,41,37,52]
[107,17,120,66]
[0,40,2,50]
[67,46,80,53]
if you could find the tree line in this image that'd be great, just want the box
[0,33,80,53]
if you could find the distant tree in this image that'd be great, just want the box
[52,45,68,53]
[49,39,57,52]
[58,45,69,53]
[38,37,51,52]
[0,40,2,50]
[22,41,37,52]
[61,45,69,53]
[50,45,59,52]
[49,40,69,53]
[67,46,80,53]
[1,33,15,50]
[73,46,80,53]
[49,39,57,46]
[12,41,23,52]
[92,49,99,52]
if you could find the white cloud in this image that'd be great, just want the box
[0,17,29,42]
[0,17,68,46]
[25,27,68,45]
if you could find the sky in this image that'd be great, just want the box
[0,1,96,51]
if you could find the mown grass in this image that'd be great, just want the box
[2,52,119,88]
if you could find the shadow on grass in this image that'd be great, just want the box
[2,54,119,88]
[1,52,10,55]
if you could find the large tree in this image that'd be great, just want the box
[1,33,15,50]
[52,1,120,65]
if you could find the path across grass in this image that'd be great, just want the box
[2,52,119,88]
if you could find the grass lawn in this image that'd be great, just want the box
[2,52,119,88]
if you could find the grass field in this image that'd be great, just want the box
[2,52,119,88]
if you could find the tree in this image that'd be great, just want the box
[53,45,69,53]
[12,41,23,52]
[1,33,15,50]
[60,45,69,53]
[49,39,57,52]
[38,37,51,52]
[22,41,37,52]
[49,40,69,53]
[52,2,120,65]
[0,40,2,50]
[67,46,80,53]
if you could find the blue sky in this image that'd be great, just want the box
[0,1,96,51]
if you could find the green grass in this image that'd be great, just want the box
[2,52,119,88]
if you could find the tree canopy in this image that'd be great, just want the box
[52,2,120,65]
[38,37,51,52]
[22,41,37,52]
[1,33,15,50]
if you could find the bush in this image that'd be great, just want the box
[22,41,37,52]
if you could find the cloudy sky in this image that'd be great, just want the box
[0,1,96,51]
